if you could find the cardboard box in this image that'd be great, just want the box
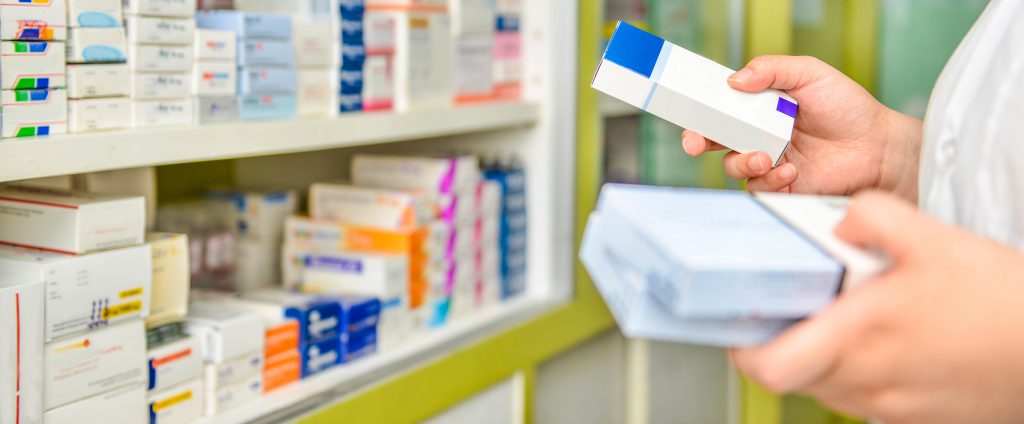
[204,372,261,416]
[191,60,235,96]
[126,16,195,45]
[146,233,191,328]
[300,336,340,377]
[123,0,197,18]
[205,188,297,243]
[0,275,43,424]
[186,301,265,363]
[66,0,122,28]
[203,350,261,389]
[296,68,332,116]
[337,92,361,114]
[131,98,192,127]
[146,379,203,424]
[293,20,331,67]
[284,216,435,258]
[238,66,297,95]
[195,10,291,40]
[234,239,277,292]
[0,41,66,90]
[147,334,203,392]
[342,325,377,362]
[127,44,193,72]
[130,71,191,99]
[369,9,452,111]
[352,154,480,196]
[193,28,235,61]
[338,66,363,98]
[65,63,129,98]
[78,167,157,229]
[66,27,126,63]
[453,34,494,103]
[362,54,394,111]
[262,350,299,393]
[593,22,797,166]
[238,94,296,120]
[288,247,408,300]
[262,319,299,359]
[41,384,146,424]
[0,88,68,138]
[308,182,433,230]
[44,320,146,409]
[193,95,239,124]
[451,0,495,35]
[238,290,342,346]
[0,0,67,41]
[68,96,130,132]
[238,39,295,67]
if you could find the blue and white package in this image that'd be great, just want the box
[592,21,797,166]
[341,325,376,362]
[338,0,364,18]
[338,297,380,333]
[238,94,297,120]
[340,15,363,44]
[239,290,343,346]
[338,67,363,95]
[338,93,361,113]
[68,0,123,28]
[238,39,296,67]
[301,337,341,377]
[195,11,292,40]
[238,66,297,95]
[340,43,366,68]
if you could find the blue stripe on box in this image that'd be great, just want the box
[777,97,798,118]
[604,21,665,79]
[650,42,672,83]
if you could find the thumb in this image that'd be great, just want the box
[728,55,827,93]
[833,190,922,262]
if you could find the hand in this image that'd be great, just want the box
[681,56,922,200]
[731,191,1024,423]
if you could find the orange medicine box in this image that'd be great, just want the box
[263,350,301,393]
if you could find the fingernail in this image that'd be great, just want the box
[728,68,753,83]
[779,164,796,180]
[748,155,766,173]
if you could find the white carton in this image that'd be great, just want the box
[147,334,202,393]
[68,96,130,132]
[0,185,144,255]
[0,41,66,90]
[123,0,196,18]
[451,0,495,35]
[130,71,191,99]
[0,88,68,138]
[146,233,190,328]
[65,63,129,98]
[362,54,394,111]
[186,301,265,363]
[43,320,147,409]
[65,27,127,63]
[308,182,433,230]
[147,379,203,424]
[192,95,238,124]
[592,22,797,165]
[453,34,494,101]
[131,98,192,127]
[351,154,481,195]
[79,167,157,230]
[296,68,332,116]
[0,0,68,40]
[41,384,146,424]
[206,189,297,243]
[0,275,43,424]
[193,28,234,61]
[191,61,235,96]
[66,0,122,28]
[126,16,195,45]
[203,372,261,416]
[294,248,409,299]
[0,244,151,341]
[128,44,193,72]
[203,350,261,389]
[293,20,331,67]
[381,10,453,111]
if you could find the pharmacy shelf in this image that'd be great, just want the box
[0,102,539,183]
[197,295,556,424]
[600,96,639,118]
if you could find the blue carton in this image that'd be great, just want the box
[338,297,381,333]
[340,16,364,44]
[338,93,362,113]
[196,11,292,40]
[240,290,342,345]
[338,68,363,95]
[301,337,342,377]
[340,44,366,68]
[338,0,364,18]
[238,66,297,94]
[239,39,296,67]
[342,325,377,363]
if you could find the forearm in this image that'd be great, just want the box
[878,109,923,203]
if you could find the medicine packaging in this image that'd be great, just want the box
[0,0,67,40]
[147,334,203,392]
[238,94,296,120]
[131,98,193,127]
[191,61,235,96]
[186,301,265,363]
[291,247,409,299]
[593,22,797,166]
[206,188,298,242]
[238,39,295,67]
[42,385,146,424]
[293,20,331,67]
[66,27,127,63]
[126,16,196,45]
[67,0,122,28]
[238,289,344,346]
[492,14,521,100]
[203,350,262,389]
[68,96,131,132]
[451,0,495,35]
[146,378,203,424]
[297,68,332,116]
[371,8,452,111]
[263,349,300,393]
[128,44,193,72]
[362,55,394,111]
[131,71,192,99]
[352,154,481,196]
[193,95,239,124]
[0,276,43,424]
[44,319,147,409]
[300,336,340,377]
[204,372,262,416]
[66,63,129,98]
[0,41,66,90]
[193,28,235,61]
[453,34,495,103]
[123,0,197,18]
[195,11,292,39]
[238,66,298,94]
[196,292,302,358]
[284,216,434,259]
[309,182,433,229]
[343,325,377,362]
[0,88,68,138]
[145,233,191,328]
[338,92,362,113]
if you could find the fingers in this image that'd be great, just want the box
[727,55,827,93]
[833,191,923,262]
[681,130,726,156]
[722,151,774,180]
[747,164,798,192]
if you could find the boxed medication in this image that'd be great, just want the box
[451,0,494,35]
[338,92,361,113]
[191,61,235,96]
[126,16,196,45]
[297,68,332,116]
[195,11,291,39]
[0,0,67,40]
[147,334,203,392]
[0,275,43,424]
[238,39,295,67]
[453,34,495,103]
[147,378,203,424]
[66,0,122,28]
[492,15,521,99]
[68,96,130,132]
[123,0,197,18]
[128,44,193,72]
[0,41,65,90]
[362,55,394,111]
[192,28,234,61]
[263,349,300,393]
[238,94,296,120]
[131,98,193,127]
[131,71,191,99]
[238,66,298,95]
[262,318,299,358]
[234,239,277,291]
[79,167,157,229]
[291,248,408,300]
[42,384,145,424]
[308,182,433,230]
[43,320,146,409]
[191,291,301,357]
[371,8,452,111]
[0,88,67,138]
[186,301,265,363]
[238,289,343,346]
[593,22,797,166]
[343,325,377,362]
[352,154,481,196]
[65,27,126,63]
[0,185,144,254]
[65,63,129,98]
[203,350,262,389]
[146,233,191,328]
[293,20,331,67]
[206,188,297,242]
[204,372,261,416]
[284,216,434,259]
[193,95,239,124]
[301,336,340,377]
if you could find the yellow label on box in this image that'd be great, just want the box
[152,390,193,412]
[102,300,143,319]
[119,287,144,298]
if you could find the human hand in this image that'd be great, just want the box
[681,56,921,200]
[731,191,1024,423]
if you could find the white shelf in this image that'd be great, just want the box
[600,96,639,118]
[0,102,539,183]
[198,295,557,424]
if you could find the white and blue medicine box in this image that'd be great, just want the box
[238,39,295,67]
[338,67,362,95]
[1,88,68,138]
[0,41,65,90]
[340,43,365,69]
[592,22,797,166]
[240,290,343,346]
[340,15,363,44]
[67,0,122,28]
[238,66,297,95]
[195,11,292,40]
[1,0,67,40]
[338,93,361,113]
[338,297,380,333]
[193,95,239,124]
[338,0,363,18]
[341,325,376,363]
[301,337,341,377]
[239,94,296,120]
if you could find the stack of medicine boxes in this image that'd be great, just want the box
[0,0,68,138]
[485,158,527,299]
[192,28,239,123]
[361,2,394,112]
[450,0,496,105]
[196,10,298,120]
[365,0,451,112]
[451,178,502,318]
[336,0,364,113]
[187,299,266,417]
[125,0,197,128]
[492,0,521,101]
[65,0,130,132]
[0,186,151,423]
[295,20,334,116]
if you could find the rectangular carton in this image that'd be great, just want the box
[352,154,481,196]
[186,301,265,363]
[192,95,239,124]
[284,216,435,258]
[131,98,193,127]
[65,63,129,98]
[362,54,394,111]
[128,44,193,72]
[146,379,203,424]
[205,188,297,242]
[453,34,494,103]
[0,275,43,424]
[238,289,342,346]
[194,292,302,358]
[66,0,122,28]
[375,9,452,111]
[0,41,66,90]
[195,11,291,39]
[293,20,331,66]
[130,71,192,99]
[126,16,196,45]
[147,334,203,392]
[308,182,433,229]
[0,88,68,138]
[342,325,377,362]
[237,66,297,95]
[0,0,67,41]
[288,247,408,299]
[192,28,234,61]
[592,22,797,165]
[204,372,261,416]
[123,0,197,18]
[300,336,340,377]
[65,27,126,63]
[238,93,296,120]
[203,350,262,389]
[41,384,146,424]
[296,68,331,116]
[146,233,190,328]
[44,320,147,409]
[191,60,235,96]
[68,97,130,132]
[262,350,299,393]
[238,39,295,67]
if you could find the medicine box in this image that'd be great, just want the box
[126,16,196,45]
[146,233,191,328]
[204,372,261,416]
[593,22,797,166]
[352,154,481,196]
[290,247,408,300]
[128,44,193,72]
[300,336,340,377]
[147,378,203,424]
[284,216,432,259]
[338,92,362,113]
[238,289,343,346]
[362,55,394,111]
[0,0,67,40]
[42,384,146,424]
[131,98,193,127]
[0,41,66,90]
[308,182,433,230]
[342,325,377,362]
[131,71,192,99]
[453,34,495,103]
[238,94,296,120]
[238,66,297,95]
[0,88,68,138]
[193,28,235,61]
[66,27,126,63]
[43,319,147,409]
[66,0,122,28]
[195,11,291,40]
[262,319,299,358]
[66,63,129,98]
[186,301,265,363]
[192,61,236,96]
[293,21,331,67]
[451,0,495,36]
[381,9,453,111]
[0,276,43,424]
[338,67,363,97]
[263,350,300,393]
[147,334,203,392]
[68,97,130,132]
[205,188,297,242]
[297,68,332,116]
[123,0,197,18]
[238,39,295,67]
[193,95,239,124]
[203,350,262,389]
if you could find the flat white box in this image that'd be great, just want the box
[192,95,238,124]
[0,88,68,138]
[0,41,66,90]
[147,379,203,424]
[376,10,452,111]
[130,71,191,99]
[123,0,196,18]
[186,301,265,363]
[66,0,122,28]
[131,98,192,127]
[203,350,261,389]
[292,247,409,300]
[0,244,151,340]
[146,233,190,328]
[65,63,129,98]
[68,97,130,132]
[191,61,235,96]
[0,0,67,40]
[593,22,797,165]
[203,372,261,416]
[0,185,144,255]
[128,44,193,72]
[65,27,126,63]
[126,16,195,45]
[296,68,332,116]
[193,28,234,61]
[453,34,494,100]
[41,384,146,424]
[362,54,394,111]
[0,276,43,424]
[293,20,331,67]
[309,182,433,230]
[351,154,481,195]
[79,167,157,230]
[147,334,202,392]
[43,320,146,409]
